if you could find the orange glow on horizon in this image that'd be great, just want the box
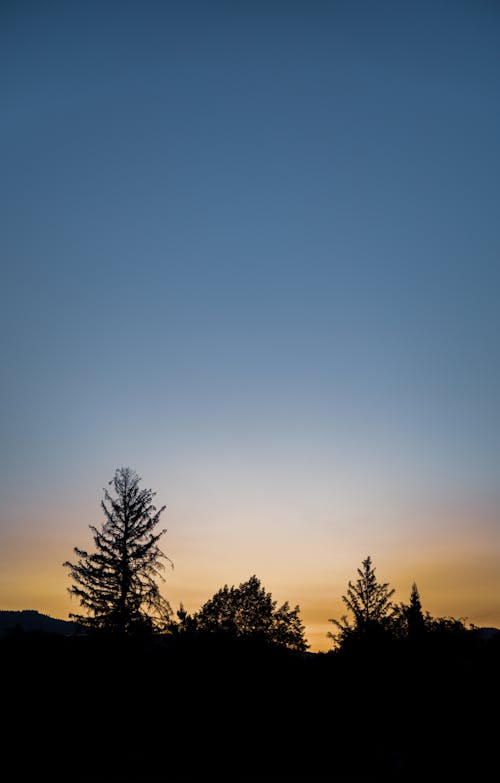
[1,500,499,652]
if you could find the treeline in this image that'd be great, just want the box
[2,468,498,780]
[164,557,475,654]
[62,468,482,653]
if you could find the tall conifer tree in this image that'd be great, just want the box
[64,467,172,633]
[328,555,395,647]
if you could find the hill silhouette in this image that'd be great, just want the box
[0,609,76,636]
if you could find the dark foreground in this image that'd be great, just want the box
[2,629,498,782]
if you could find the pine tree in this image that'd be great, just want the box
[64,467,172,633]
[328,555,395,647]
[405,581,426,638]
[393,582,428,639]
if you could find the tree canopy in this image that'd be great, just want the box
[192,575,308,652]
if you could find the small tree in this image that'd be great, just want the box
[64,467,172,633]
[194,575,308,652]
[328,555,395,648]
[170,602,198,636]
[394,584,470,641]
[396,582,427,639]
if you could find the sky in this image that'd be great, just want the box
[1,0,499,651]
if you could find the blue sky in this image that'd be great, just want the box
[1,1,499,647]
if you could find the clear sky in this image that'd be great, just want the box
[1,1,499,651]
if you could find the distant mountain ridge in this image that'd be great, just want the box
[0,609,76,636]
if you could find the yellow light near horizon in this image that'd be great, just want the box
[1,499,499,651]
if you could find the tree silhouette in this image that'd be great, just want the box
[393,583,470,641]
[64,467,172,633]
[171,602,198,635]
[394,581,428,639]
[193,575,308,651]
[328,555,395,647]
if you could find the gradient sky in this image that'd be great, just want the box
[1,1,499,650]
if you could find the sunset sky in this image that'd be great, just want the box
[1,1,499,651]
